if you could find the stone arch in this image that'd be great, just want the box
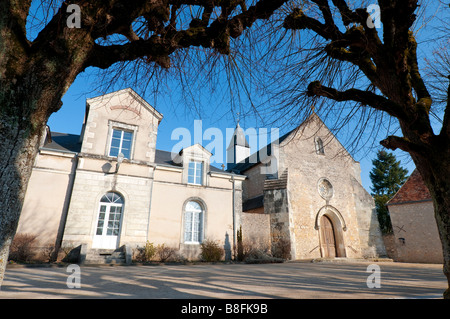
[315,205,347,258]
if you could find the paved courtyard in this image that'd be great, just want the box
[0,261,447,299]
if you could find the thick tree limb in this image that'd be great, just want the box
[407,32,432,112]
[306,81,406,119]
[283,8,341,40]
[379,135,424,154]
[87,0,288,69]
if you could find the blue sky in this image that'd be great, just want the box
[47,69,417,193]
[45,2,447,193]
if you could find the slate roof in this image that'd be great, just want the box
[154,149,227,173]
[42,132,82,153]
[43,132,229,174]
[242,195,264,211]
[387,169,432,205]
[228,128,295,173]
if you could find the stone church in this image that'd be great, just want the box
[229,114,386,260]
[16,88,386,263]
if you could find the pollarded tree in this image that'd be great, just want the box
[0,0,288,287]
[369,150,409,234]
[230,0,449,297]
[276,0,450,298]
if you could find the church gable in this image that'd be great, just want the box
[279,113,356,166]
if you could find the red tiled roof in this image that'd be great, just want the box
[387,169,432,205]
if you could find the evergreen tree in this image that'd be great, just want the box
[370,150,409,234]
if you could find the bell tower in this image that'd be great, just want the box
[226,123,250,170]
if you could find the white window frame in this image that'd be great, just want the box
[184,201,204,244]
[107,121,138,160]
[187,160,203,185]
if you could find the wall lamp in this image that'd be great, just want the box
[105,152,124,174]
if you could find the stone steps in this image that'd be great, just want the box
[84,248,126,265]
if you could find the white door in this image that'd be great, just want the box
[93,193,124,249]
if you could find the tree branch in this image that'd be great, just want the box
[283,7,340,40]
[379,135,425,154]
[87,0,288,69]
[306,81,406,119]
[407,31,432,113]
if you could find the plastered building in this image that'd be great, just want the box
[17,88,244,263]
[387,169,443,263]
[16,89,386,263]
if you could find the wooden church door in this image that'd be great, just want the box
[321,215,337,258]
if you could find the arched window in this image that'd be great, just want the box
[93,192,124,249]
[315,137,325,155]
[184,201,204,244]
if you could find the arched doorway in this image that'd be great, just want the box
[93,192,124,249]
[320,215,337,258]
[315,206,347,258]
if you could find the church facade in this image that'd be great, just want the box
[229,115,386,260]
[16,88,386,263]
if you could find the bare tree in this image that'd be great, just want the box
[241,0,450,298]
[0,0,288,286]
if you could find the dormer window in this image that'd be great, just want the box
[109,128,133,159]
[188,160,203,185]
[315,137,324,155]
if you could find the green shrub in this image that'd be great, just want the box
[135,241,156,262]
[200,239,224,262]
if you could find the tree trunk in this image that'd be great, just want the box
[0,111,44,287]
[412,153,450,299]
[0,70,69,288]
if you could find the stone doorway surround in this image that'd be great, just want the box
[315,205,347,258]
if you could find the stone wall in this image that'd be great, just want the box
[351,176,387,258]
[239,212,270,250]
[62,165,153,249]
[264,188,292,258]
[389,201,443,263]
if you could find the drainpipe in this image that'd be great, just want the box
[230,174,236,261]
[146,165,156,242]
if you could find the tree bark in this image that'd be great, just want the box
[282,0,450,297]
[397,143,450,298]
[0,115,43,286]
[423,163,450,299]
[0,74,58,282]
[0,0,289,288]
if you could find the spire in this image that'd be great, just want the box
[228,122,250,149]
[226,120,250,169]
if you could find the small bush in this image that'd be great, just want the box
[8,233,38,263]
[272,238,291,260]
[200,239,224,262]
[156,244,176,262]
[135,241,156,262]
[41,244,56,262]
[244,248,284,264]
